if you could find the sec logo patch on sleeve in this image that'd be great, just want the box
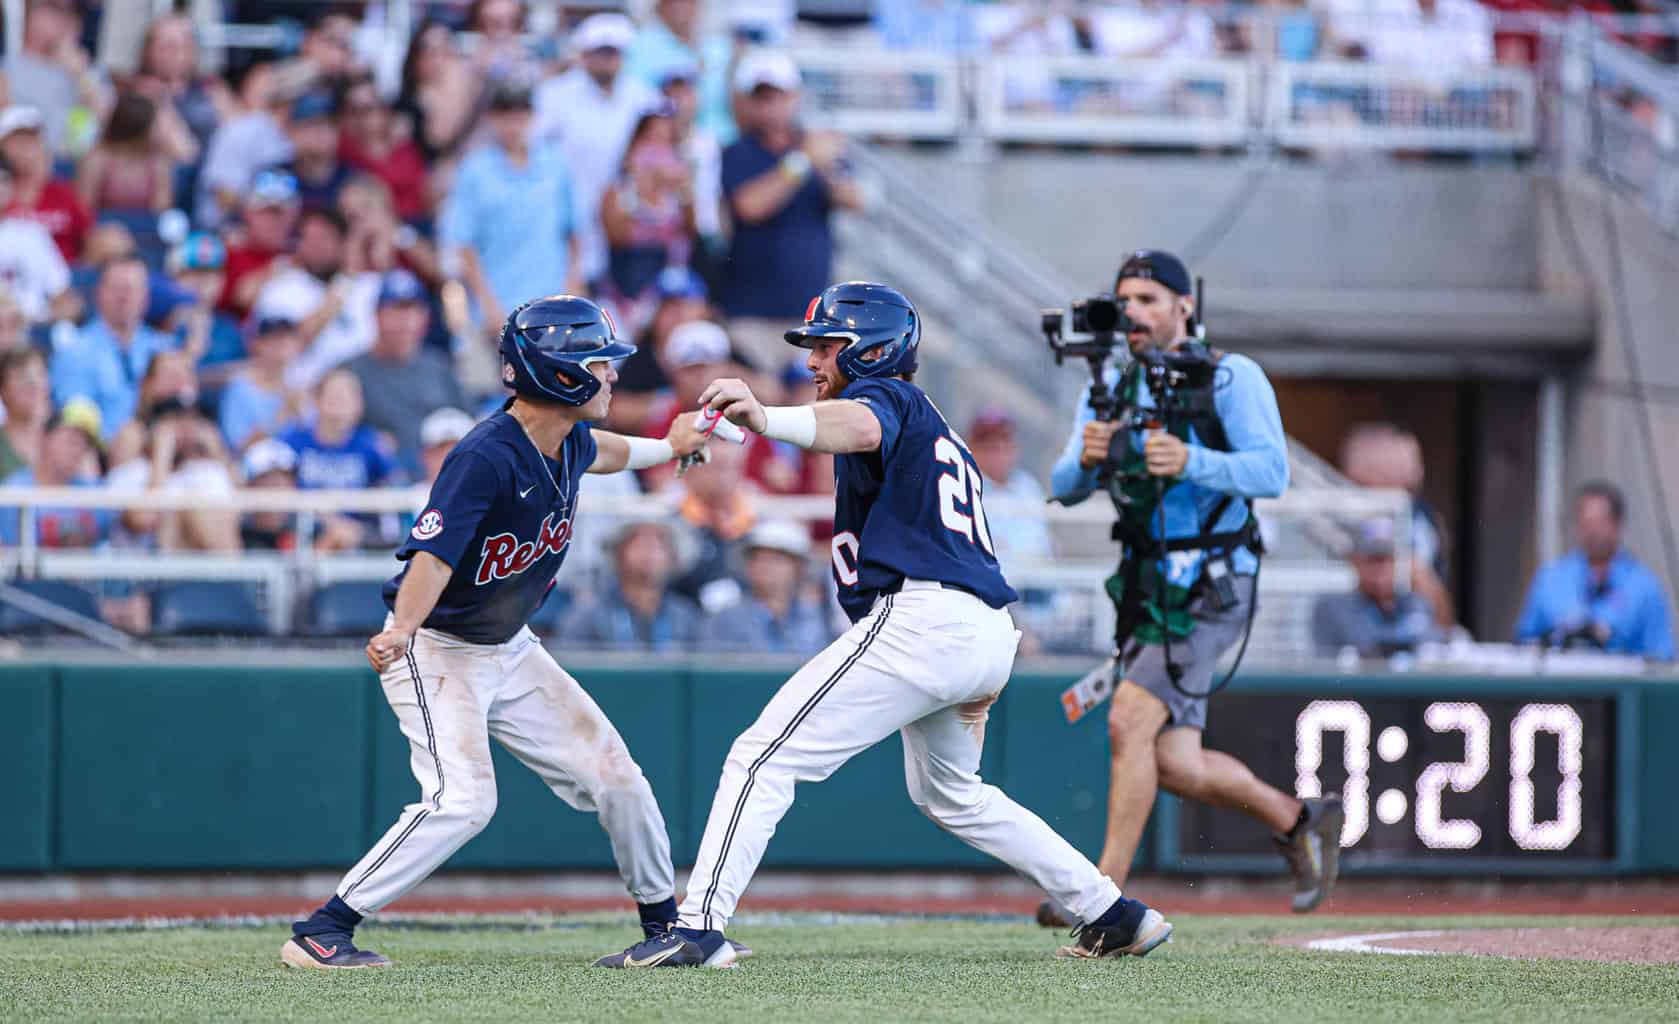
[412,509,444,540]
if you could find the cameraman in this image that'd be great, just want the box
[1044,250,1341,922]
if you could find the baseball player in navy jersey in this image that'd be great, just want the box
[597,282,1173,969]
[282,295,724,970]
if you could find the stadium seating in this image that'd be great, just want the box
[150,582,267,638]
[0,579,103,636]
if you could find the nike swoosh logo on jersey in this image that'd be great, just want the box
[624,943,684,968]
[304,937,338,959]
[519,485,536,499]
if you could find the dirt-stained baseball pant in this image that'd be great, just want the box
[337,622,674,914]
[678,582,1123,932]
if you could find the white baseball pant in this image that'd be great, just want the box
[337,622,674,914]
[678,581,1122,932]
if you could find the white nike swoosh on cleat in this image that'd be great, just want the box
[623,944,685,968]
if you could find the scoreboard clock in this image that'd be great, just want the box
[1180,692,1617,864]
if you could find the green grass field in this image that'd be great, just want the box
[2,913,1675,1023]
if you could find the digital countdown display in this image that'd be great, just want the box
[1182,696,1615,860]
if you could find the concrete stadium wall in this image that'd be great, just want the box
[3,659,1676,875]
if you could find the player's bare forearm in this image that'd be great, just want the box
[367,552,451,671]
[700,378,881,453]
[587,422,705,474]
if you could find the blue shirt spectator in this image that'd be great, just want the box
[707,520,834,655]
[623,1,737,145]
[0,401,111,547]
[275,369,400,491]
[718,53,861,321]
[1515,482,1673,660]
[438,78,578,322]
[49,257,177,441]
[561,522,702,651]
[218,316,303,452]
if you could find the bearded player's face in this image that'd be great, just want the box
[806,339,848,401]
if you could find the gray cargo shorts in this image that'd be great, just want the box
[1119,574,1256,731]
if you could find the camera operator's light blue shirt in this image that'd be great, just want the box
[1049,351,1289,577]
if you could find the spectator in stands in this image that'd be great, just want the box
[534,14,658,289]
[132,12,230,152]
[255,207,380,392]
[346,269,466,463]
[219,315,304,452]
[1,0,105,157]
[337,175,440,288]
[337,75,428,226]
[0,159,73,325]
[674,435,757,610]
[276,367,400,495]
[599,109,698,336]
[164,231,244,386]
[639,318,731,491]
[219,169,300,317]
[394,19,479,166]
[272,9,363,102]
[0,398,110,547]
[417,407,474,488]
[440,76,580,331]
[719,51,861,367]
[606,266,712,431]
[467,0,546,84]
[1351,0,1493,68]
[1339,421,1454,628]
[0,346,51,479]
[561,520,703,651]
[625,0,737,146]
[197,62,293,230]
[76,92,173,215]
[0,105,90,261]
[281,92,353,213]
[1311,517,1441,659]
[51,255,175,442]
[105,392,240,553]
[239,437,304,552]
[966,406,1054,575]
[1088,1,1217,61]
[710,519,832,654]
[659,60,723,254]
[1515,481,1674,660]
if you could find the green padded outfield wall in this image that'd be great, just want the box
[1,659,1674,874]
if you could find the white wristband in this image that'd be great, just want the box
[760,405,818,448]
[622,436,675,470]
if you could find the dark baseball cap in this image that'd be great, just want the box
[290,91,335,123]
[654,266,707,301]
[1115,249,1192,296]
[250,314,298,338]
[377,268,426,307]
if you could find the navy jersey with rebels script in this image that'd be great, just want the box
[382,409,594,643]
[831,377,1018,623]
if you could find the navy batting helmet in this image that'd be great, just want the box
[784,281,919,382]
[499,295,635,406]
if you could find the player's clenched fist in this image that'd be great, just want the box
[698,378,768,434]
[366,627,414,673]
[664,410,709,458]
[1079,420,1121,469]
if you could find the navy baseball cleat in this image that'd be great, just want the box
[595,927,738,969]
[280,933,392,969]
[1054,897,1173,960]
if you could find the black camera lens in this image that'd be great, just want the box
[1084,296,1120,333]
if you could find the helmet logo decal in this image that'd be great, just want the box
[502,362,516,384]
[601,307,617,337]
[804,296,821,323]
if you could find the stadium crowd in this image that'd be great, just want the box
[0,0,1670,659]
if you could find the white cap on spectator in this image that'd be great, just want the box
[666,320,731,369]
[243,438,298,481]
[0,106,44,140]
[420,407,475,448]
[572,13,635,54]
[745,519,810,559]
[733,50,801,94]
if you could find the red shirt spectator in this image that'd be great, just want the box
[218,170,300,317]
[0,106,91,261]
[337,76,429,223]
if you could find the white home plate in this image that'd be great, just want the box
[1307,931,1450,956]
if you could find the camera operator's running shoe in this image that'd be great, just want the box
[280,934,391,969]
[1275,795,1345,913]
[1054,897,1173,960]
[595,926,739,969]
